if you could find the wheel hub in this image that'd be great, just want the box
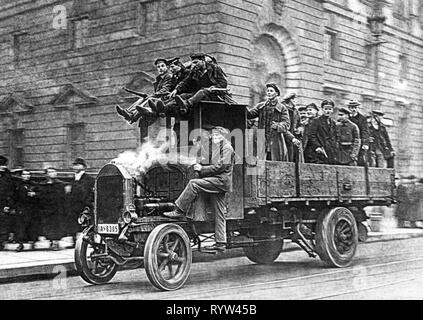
[169,252,178,262]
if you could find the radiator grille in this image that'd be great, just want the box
[97,175,124,224]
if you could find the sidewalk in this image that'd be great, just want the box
[1,228,423,283]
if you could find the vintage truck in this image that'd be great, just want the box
[74,101,395,291]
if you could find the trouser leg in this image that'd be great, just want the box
[187,90,213,107]
[375,150,386,168]
[180,93,195,100]
[211,193,227,244]
[8,214,16,241]
[127,98,146,114]
[358,149,368,167]
[0,215,10,244]
[175,179,225,214]
[15,212,27,243]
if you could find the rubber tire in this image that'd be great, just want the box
[144,224,192,291]
[244,239,283,265]
[74,231,119,285]
[315,207,358,268]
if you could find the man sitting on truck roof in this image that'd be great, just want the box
[115,58,174,124]
[169,52,235,114]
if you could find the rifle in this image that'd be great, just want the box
[208,87,230,93]
[122,87,149,99]
[282,92,297,102]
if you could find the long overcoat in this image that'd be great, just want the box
[247,99,290,161]
[336,119,361,165]
[308,115,338,164]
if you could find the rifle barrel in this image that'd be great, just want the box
[122,87,148,98]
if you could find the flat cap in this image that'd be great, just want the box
[168,57,182,66]
[205,54,217,64]
[306,103,319,111]
[282,92,297,101]
[347,99,361,107]
[338,107,351,115]
[190,52,206,61]
[73,157,87,168]
[321,99,335,108]
[154,58,168,66]
[211,126,230,136]
[266,83,281,96]
[372,110,385,117]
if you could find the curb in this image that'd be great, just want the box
[1,231,423,283]
[0,248,246,284]
[0,261,75,284]
[366,230,423,243]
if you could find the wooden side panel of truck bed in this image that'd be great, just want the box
[244,161,395,207]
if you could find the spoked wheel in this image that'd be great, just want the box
[243,239,283,265]
[144,224,192,291]
[315,207,358,268]
[75,230,119,285]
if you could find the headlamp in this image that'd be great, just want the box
[122,204,138,224]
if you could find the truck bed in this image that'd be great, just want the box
[244,161,395,208]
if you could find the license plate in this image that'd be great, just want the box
[97,224,120,235]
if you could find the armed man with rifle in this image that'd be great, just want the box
[115,58,173,124]
[169,53,236,114]
[281,92,303,163]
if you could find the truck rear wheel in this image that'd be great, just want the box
[315,207,358,268]
[144,224,192,291]
[244,239,283,265]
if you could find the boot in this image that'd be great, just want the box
[147,99,160,115]
[163,206,185,219]
[116,105,133,122]
[136,101,155,116]
[175,95,190,115]
[203,243,226,252]
[163,100,180,117]
[155,100,166,118]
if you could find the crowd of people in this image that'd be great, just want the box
[0,156,94,252]
[249,89,396,168]
[116,52,395,169]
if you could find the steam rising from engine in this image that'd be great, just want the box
[112,133,198,177]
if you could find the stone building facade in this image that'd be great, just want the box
[0,0,422,177]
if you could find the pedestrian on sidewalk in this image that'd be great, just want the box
[0,156,17,250]
[38,167,67,250]
[65,158,94,246]
[14,170,40,251]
